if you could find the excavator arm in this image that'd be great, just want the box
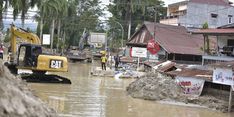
[10,25,41,56]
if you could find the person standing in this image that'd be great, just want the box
[114,54,120,70]
[101,54,107,70]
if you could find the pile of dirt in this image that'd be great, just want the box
[126,72,232,112]
[0,60,57,117]
[127,73,181,100]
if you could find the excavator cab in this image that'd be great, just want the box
[16,43,68,74]
[17,43,42,68]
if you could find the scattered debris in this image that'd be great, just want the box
[127,72,234,112]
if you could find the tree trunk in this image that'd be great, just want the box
[127,16,131,40]
[61,31,66,55]
[39,18,43,43]
[0,1,2,31]
[21,11,26,28]
[127,1,132,40]
[206,36,210,54]
[50,19,55,52]
[56,19,61,51]
[21,20,25,28]
[0,11,3,31]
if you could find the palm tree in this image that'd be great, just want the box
[0,0,11,31]
[115,0,164,39]
[40,0,68,51]
[9,0,40,28]
[0,0,4,31]
[56,0,68,51]
[10,0,28,28]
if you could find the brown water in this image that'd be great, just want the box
[29,62,234,117]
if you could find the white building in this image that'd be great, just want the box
[160,0,234,29]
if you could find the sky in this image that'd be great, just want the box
[3,0,234,31]
[163,0,234,6]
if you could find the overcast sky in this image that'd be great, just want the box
[3,0,234,31]
[163,0,234,6]
[101,0,234,6]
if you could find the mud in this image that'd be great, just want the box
[0,60,57,117]
[126,72,233,112]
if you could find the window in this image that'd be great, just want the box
[211,13,218,18]
[228,15,232,24]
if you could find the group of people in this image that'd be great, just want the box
[101,53,120,71]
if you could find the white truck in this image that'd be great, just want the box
[88,33,107,59]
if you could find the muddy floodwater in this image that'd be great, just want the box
[29,62,234,117]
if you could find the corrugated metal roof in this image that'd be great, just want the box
[176,69,213,81]
[192,29,234,35]
[218,23,234,29]
[153,61,177,73]
[144,61,163,68]
[168,0,189,7]
[127,22,203,55]
[138,22,203,55]
[209,61,234,69]
[190,0,231,6]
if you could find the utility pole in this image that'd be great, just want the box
[154,5,157,40]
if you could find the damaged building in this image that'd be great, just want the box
[126,21,204,63]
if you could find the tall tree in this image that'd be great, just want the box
[40,0,61,50]
[0,0,11,31]
[62,0,103,47]
[56,0,68,50]
[0,0,4,31]
[108,0,166,40]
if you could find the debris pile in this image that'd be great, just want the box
[0,60,56,117]
[127,72,233,112]
[127,73,181,100]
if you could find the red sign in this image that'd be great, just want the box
[147,39,160,55]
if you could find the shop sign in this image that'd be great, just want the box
[176,77,205,96]
[213,68,234,87]
[131,47,147,58]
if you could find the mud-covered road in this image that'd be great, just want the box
[29,62,234,117]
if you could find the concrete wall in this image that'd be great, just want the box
[160,18,179,26]
[179,3,234,28]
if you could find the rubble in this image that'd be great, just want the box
[0,60,57,117]
[126,72,233,112]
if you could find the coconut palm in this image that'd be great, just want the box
[114,0,164,39]
[56,0,68,50]
[0,0,4,31]
[9,0,40,28]
[40,0,68,51]
[0,0,11,31]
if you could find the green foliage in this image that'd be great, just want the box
[202,22,209,29]
[107,0,166,44]
[62,0,103,46]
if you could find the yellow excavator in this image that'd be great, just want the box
[6,25,70,83]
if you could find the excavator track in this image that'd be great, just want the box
[20,74,71,84]
[5,62,71,84]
